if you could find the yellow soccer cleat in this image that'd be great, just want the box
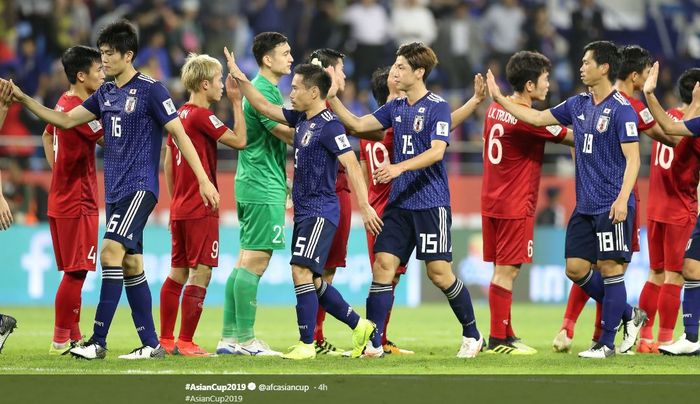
[281,342,316,360]
[351,319,376,358]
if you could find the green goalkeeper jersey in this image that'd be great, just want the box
[235,74,288,204]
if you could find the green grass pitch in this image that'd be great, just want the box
[0,303,696,374]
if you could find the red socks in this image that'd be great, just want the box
[159,277,184,340]
[178,285,207,342]
[314,308,327,343]
[561,283,590,338]
[489,283,512,340]
[658,283,682,343]
[54,271,87,343]
[638,282,661,341]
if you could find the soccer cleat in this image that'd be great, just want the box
[118,344,166,360]
[70,339,107,360]
[215,339,242,355]
[238,339,282,356]
[658,334,700,356]
[315,338,344,356]
[578,342,615,359]
[636,340,659,354]
[49,340,83,356]
[457,332,484,358]
[0,314,17,354]
[174,340,214,357]
[362,341,385,358]
[351,319,376,358]
[508,336,538,354]
[383,340,415,355]
[552,329,573,353]
[159,337,176,355]
[281,342,316,360]
[485,337,535,355]
[619,307,648,353]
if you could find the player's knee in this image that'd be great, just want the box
[239,254,271,275]
[427,270,453,289]
[169,268,188,285]
[100,242,124,266]
[665,270,685,286]
[189,266,212,288]
[291,265,313,284]
[372,259,396,283]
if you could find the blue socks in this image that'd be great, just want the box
[124,272,159,348]
[366,282,394,347]
[317,280,360,329]
[92,266,123,347]
[599,275,627,349]
[683,280,700,342]
[294,283,318,344]
[443,278,480,339]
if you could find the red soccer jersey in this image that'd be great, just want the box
[359,128,394,212]
[481,101,566,218]
[647,108,700,224]
[168,103,226,220]
[45,93,103,218]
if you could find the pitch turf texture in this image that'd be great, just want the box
[0,303,696,374]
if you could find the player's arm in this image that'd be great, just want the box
[268,125,294,146]
[325,66,384,135]
[42,130,54,169]
[643,123,680,147]
[218,74,247,150]
[486,70,559,126]
[0,170,12,230]
[5,79,96,129]
[643,62,694,136]
[610,141,640,224]
[166,118,220,210]
[96,137,104,147]
[684,82,700,119]
[223,47,287,124]
[0,80,10,129]
[338,151,383,236]
[164,145,174,198]
[360,160,371,191]
[451,73,486,129]
[374,140,446,184]
[560,129,574,147]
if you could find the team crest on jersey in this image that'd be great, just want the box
[418,107,426,113]
[301,131,313,146]
[413,115,424,132]
[310,123,316,128]
[129,88,137,95]
[125,96,137,113]
[596,115,609,132]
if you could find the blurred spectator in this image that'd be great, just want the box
[536,186,565,227]
[568,0,604,75]
[524,5,560,60]
[434,1,482,89]
[1,159,48,224]
[307,0,345,52]
[343,0,391,87]
[481,0,526,67]
[390,0,437,47]
[134,31,172,81]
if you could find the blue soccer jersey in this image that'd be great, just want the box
[684,116,700,135]
[551,91,639,215]
[83,72,178,203]
[284,108,352,225]
[372,92,451,210]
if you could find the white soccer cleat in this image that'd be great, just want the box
[237,339,282,356]
[215,339,242,355]
[0,314,17,354]
[118,344,165,360]
[658,334,700,356]
[619,307,648,353]
[552,329,573,353]
[70,339,107,360]
[578,343,615,359]
[457,332,483,359]
[361,341,385,358]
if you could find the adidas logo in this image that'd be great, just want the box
[315,257,320,263]
[395,116,401,122]
[577,114,585,120]
[127,233,133,240]
[105,100,111,106]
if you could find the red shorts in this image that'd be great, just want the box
[325,189,351,269]
[632,203,641,252]
[171,216,220,268]
[482,216,534,265]
[647,219,694,272]
[49,215,98,272]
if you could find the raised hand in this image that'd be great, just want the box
[473,73,486,102]
[486,69,503,101]
[643,61,659,95]
[223,46,247,82]
[225,73,242,103]
[0,79,12,106]
[325,66,339,99]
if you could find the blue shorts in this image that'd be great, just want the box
[104,191,157,255]
[289,217,337,275]
[683,215,700,261]
[565,208,634,263]
[374,206,452,265]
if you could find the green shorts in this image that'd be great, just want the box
[237,202,286,250]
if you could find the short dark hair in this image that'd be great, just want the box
[583,41,622,83]
[307,48,345,68]
[370,66,391,106]
[677,68,700,104]
[505,51,552,93]
[617,45,653,80]
[61,46,101,85]
[96,19,139,57]
[293,63,331,99]
[396,42,438,82]
[252,32,288,67]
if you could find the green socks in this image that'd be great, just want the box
[221,268,241,339]
[234,268,261,342]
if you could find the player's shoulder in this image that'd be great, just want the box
[426,91,446,104]
[611,90,632,107]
